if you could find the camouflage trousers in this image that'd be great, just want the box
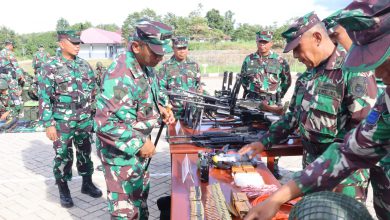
[303,149,369,202]
[370,159,390,220]
[52,118,94,181]
[101,158,150,220]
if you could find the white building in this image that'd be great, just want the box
[79,28,124,60]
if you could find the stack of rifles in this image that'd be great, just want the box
[166,72,298,149]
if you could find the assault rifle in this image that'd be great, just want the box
[167,127,261,141]
[169,134,260,148]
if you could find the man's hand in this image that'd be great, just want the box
[139,138,156,158]
[159,105,175,125]
[46,126,58,141]
[245,180,303,220]
[0,111,10,120]
[238,141,265,159]
[244,199,281,220]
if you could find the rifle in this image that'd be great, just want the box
[0,117,19,132]
[167,127,259,140]
[169,134,260,147]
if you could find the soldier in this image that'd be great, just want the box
[322,10,353,51]
[239,11,378,202]
[94,20,175,219]
[241,31,291,107]
[158,36,202,118]
[240,31,292,178]
[94,61,106,88]
[32,45,50,75]
[324,9,387,94]
[0,40,25,97]
[38,30,102,208]
[242,1,390,219]
[0,78,21,120]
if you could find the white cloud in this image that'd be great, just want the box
[2,0,341,34]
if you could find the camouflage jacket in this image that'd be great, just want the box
[32,51,50,72]
[94,67,106,89]
[38,55,96,128]
[241,51,291,97]
[94,51,168,166]
[0,48,24,79]
[260,47,377,149]
[293,87,390,220]
[0,93,21,119]
[158,56,201,117]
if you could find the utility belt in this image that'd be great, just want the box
[301,138,334,155]
[53,101,86,111]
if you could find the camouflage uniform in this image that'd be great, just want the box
[94,20,172,219]
[241,31,291,105]
[32,47,50,74]
[158,37,201,118]
[0,79,21,120]
[94,62,106,89]
[259,12,378,201]
[0,46,24,97]
[38,32,96,182]
[293,2,390,219]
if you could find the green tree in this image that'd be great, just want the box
[232,23,262,41]
[96,24,120,32]
[0,26,17,48]
[205,9,224,30]
[56,18,70,31]
[163,13,179,30]
[121,8,161,41]
[223,10,235,36]
[70,21,93,31]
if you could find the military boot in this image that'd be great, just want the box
[81,176,103,198]
[57,180,74,208]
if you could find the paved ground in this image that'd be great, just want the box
[0,75,377,219]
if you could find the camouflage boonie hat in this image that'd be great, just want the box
[323,9,343,34]
[0,79,8,90]
[256,31,273,42]
[339,0,390,72]
[96,61,103,68]
[133,20,173,55]
[172,36,189,48]
[281,11,321,53]
[57,30,83,44]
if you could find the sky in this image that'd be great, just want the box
[1,0,352,34]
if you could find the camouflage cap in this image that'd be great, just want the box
[339,0,390,72]
[57,30,83,44]
[281,11,321,53]
[322,9,343,34]
[96,61,103,68]
[0,79,8,90]
[133,20,173,55]
[256,31,273,42]
[4,39,15,46]
[172,36,189,48]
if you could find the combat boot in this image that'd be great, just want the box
[81,176,103,198]
[57,180,74,208]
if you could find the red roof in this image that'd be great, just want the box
[81,28,123,44]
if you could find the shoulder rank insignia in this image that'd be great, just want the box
[366,110,380,125]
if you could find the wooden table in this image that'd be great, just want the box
[168,121,303,172]
[171,153,291,220]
